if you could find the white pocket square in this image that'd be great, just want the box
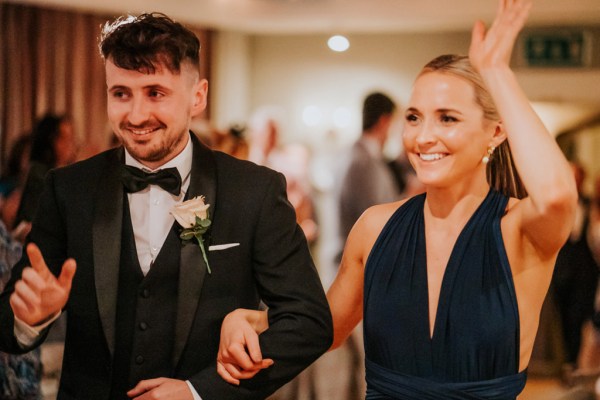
[208,243,240,251]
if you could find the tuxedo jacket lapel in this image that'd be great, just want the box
[90,138,217,365]
[173,134,217,367]
[93,149,125,358]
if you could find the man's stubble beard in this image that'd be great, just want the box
[125,129,188,165]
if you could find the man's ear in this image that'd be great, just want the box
[191,79,208,117]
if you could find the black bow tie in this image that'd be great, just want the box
[120,165,182,196]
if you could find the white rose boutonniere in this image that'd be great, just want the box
[170,196,212,274]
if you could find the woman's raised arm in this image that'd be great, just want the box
[470,0,577,257]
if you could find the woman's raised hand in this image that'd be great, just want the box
[469,0,532,72]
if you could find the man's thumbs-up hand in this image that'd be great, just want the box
[10,243,76,326]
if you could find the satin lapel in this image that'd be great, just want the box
[93,149,124,358]
[173,134,217,366]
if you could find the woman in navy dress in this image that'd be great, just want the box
[216,1,577,398]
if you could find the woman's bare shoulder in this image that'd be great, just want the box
[351,198,410,244]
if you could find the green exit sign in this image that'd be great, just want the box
[524,31,589,67]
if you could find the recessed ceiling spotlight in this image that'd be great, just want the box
[328,35,350,52]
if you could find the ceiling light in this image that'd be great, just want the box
[328,35,350,52]
[302,105,322,127]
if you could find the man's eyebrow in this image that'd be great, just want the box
[107,84,171,92]
[143,84,171,91]
[108,84,129,92]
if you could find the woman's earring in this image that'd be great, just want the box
[482,146,495,165]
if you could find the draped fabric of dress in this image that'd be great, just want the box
[364,189,527,400]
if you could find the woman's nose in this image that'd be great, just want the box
[414,121,436,145]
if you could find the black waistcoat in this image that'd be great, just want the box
[109,199,181,399]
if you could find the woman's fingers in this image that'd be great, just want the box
[244,327,264,364]
[217,361,240,385]
[469,0,532,70]
[224,342,256,369]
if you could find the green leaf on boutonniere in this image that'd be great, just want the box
[180,230,196,241]
[198,218,211,229]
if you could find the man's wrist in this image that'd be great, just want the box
[14,311,61,348]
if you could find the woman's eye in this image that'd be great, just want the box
[440,114,458,123]
[405,114,418,122]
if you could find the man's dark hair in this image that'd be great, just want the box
[99,12,200,74]
[362,92,396,132]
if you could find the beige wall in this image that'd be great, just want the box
[211,31,252,131]
[211,29,600,149]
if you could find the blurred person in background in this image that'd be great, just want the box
[0,218,42,400]
[0,135,32,234]
[15,114,78,228]
[555,173,600,400]
[246,109,318,245]
[211,125,249,161]
[245,110,321,400]
[246,109,279,167]
[0,137,40,395]
[577,174,600,372]
[336,92,400,263]
[551,162,599,375]
[269,144,318,245]
[333,91,400,400]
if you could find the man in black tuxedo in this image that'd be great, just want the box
[0,13,332,400]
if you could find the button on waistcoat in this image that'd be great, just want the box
[110,199,181,399]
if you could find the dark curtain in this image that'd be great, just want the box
[0,3,212,173]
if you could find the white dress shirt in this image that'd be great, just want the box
[15,134,202,399]
[124,137,192,275]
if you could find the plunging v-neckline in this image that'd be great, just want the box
[422,190,493,341]
[362,187,522,390]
